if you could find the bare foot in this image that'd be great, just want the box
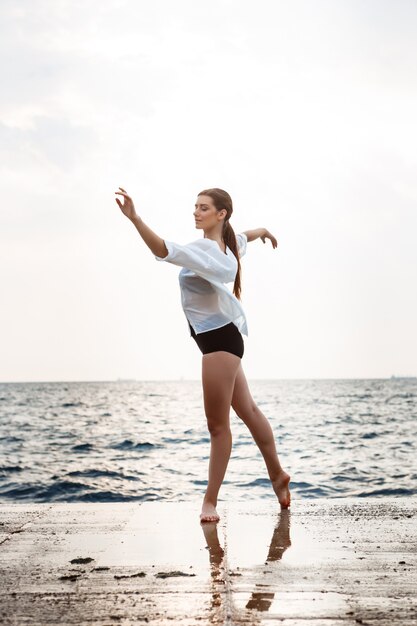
[200,501,220,523]
[272,471,291,508]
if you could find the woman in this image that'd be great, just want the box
[115,186,291,523]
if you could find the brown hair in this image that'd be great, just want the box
[197,188,242,300]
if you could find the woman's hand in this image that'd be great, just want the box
[260,228,278,249]
[115,187,138,221]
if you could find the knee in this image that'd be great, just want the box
[235,401,257,422]
[206,416,231,436]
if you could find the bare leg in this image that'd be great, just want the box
[200,350,241,523]
[231,362,291,508]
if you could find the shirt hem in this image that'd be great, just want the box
[194,321,234,335]
[187,318,247,336]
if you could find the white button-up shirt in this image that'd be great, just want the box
[155,233,248,336]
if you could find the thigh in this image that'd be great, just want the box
[231,362,257,419]
[202,351,241,428]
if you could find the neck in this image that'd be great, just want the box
[203,226,223,242]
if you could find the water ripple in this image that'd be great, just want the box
[0,378,415,502]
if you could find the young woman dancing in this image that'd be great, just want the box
[115,186,291,523]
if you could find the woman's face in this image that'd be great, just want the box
[193,194,226,230]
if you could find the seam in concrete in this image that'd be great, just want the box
[0,505,54,547]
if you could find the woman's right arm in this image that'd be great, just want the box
[130,214,169,258]
[115,187,168,258]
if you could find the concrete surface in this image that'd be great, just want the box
[0,497,416,625]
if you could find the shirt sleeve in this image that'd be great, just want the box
[154,239,233,283]
[236,233,247,257]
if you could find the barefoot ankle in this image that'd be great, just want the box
[272,469,289,482]
[203,497,217,506]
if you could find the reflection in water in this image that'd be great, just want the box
[200,523,225,617]
[245,509,291,613]
[200,509,292,622]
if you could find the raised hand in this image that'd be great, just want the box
[115,187,138,221]
[260,229,278,249]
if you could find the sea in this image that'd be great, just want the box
[0,378,416,503]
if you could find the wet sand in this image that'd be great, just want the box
[0,497,416,624]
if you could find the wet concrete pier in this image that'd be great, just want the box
[0,497,416,624]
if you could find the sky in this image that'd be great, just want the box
[1,0,416,381]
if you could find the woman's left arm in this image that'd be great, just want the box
[242,228,278,248]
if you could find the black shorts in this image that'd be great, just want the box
[188,320,244,359]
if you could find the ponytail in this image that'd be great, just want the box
[222,220,242,300]
[197,188,242,300]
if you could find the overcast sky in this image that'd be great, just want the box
[1,0,416,382]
